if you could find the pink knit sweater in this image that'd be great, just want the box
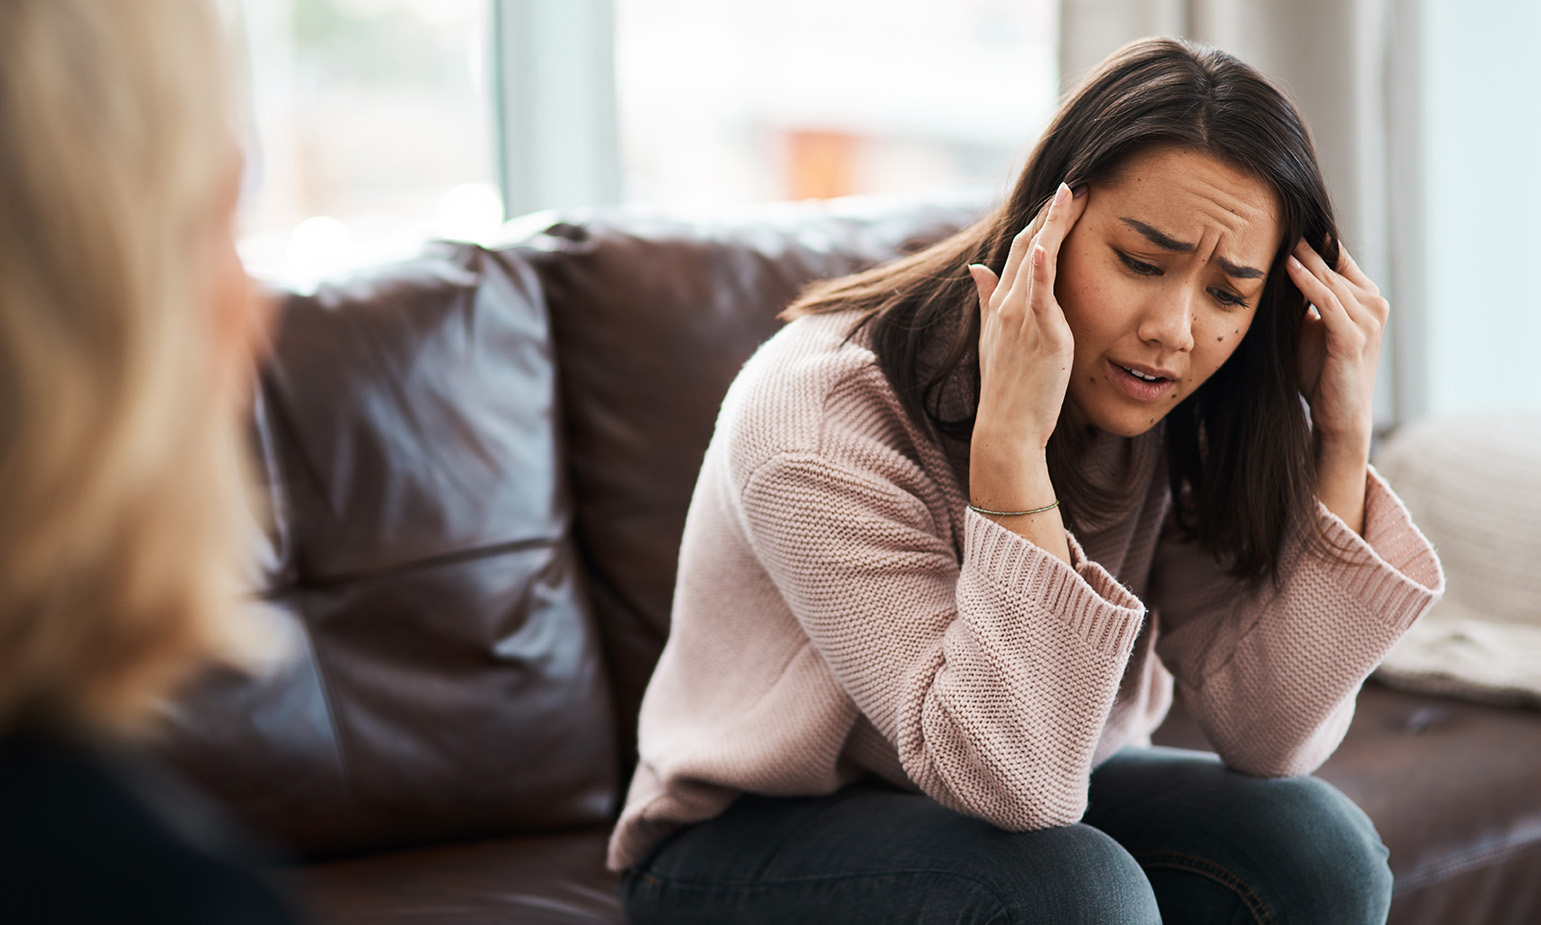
[607,311,1444,871]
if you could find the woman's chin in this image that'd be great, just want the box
[1066,396,1170,439]
[1094,417,1164,438]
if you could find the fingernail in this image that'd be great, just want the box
[1287,255,1303,270]
[1056,182,1071,202]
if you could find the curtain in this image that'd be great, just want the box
[1057,0,1426,423]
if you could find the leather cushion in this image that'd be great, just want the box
[297,827,621,925]
[156,243,617,858]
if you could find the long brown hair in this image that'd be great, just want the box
[785,37,1341,583]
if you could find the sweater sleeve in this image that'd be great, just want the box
[1148,465,1444,776]
[738,448,1146,830]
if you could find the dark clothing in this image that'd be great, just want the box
[0,726,307,924]
[623,746,1392,924]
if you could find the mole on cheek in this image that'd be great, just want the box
[1089,376,1097,383]
[1217,335,1224,342]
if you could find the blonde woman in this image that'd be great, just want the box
[0,1,304,920]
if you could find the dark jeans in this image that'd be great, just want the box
[621,747,1391,924]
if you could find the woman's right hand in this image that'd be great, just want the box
[965,182,1085,564]
[968,181,1089,455]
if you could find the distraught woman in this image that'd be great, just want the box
[612,37,1444,924]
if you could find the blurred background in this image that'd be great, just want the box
[226,0,1538,423]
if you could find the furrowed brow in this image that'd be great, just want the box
[1120,218,1193,253]
[1215,256,1265,280]
[1120,217,1265,280]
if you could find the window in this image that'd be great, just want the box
[233,0,498,283]
[232,0,1061,279]
[614,0,1059,204]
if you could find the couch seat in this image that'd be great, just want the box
[297,828,621,924]
[297,682,1541,925]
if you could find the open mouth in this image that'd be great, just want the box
[1116,364,1167,383]
[1109,360,1176,401]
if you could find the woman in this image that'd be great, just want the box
[0,1,305,921]
[612,38,1444,923]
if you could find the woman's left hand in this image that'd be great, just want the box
[1286,239,1389,533]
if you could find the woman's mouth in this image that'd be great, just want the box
[1108,360,1175,402]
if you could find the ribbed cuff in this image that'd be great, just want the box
[1312,466,1445,634]
[964,508,1145,657]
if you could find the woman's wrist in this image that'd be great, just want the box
[968,443,1054,510]
[1314,435,1370,536]
[968,498,1060,517]
[967,444,1071,564]
[1314,418,1372,458]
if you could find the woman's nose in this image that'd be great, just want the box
[1136,288,1196,352]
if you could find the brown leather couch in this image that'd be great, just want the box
[155,192,1541,924]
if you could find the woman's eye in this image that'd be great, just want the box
[1118,252,1159,275]
[1210,288,1248,309]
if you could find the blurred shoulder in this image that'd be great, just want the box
[0,727,307,924]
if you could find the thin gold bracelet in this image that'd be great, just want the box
[968,499,1060,517]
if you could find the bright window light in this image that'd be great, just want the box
[614,0,1059,204]
[232,0,497,283]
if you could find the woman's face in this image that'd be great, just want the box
[1054,146,1281,437]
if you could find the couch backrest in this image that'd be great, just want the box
[156,243,618,859]
[154,191,988,859]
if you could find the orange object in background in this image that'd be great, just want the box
[786,129,859,200]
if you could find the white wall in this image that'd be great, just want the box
[1422,0,1541,415]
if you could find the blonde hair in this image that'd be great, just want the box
[0,0,263,735]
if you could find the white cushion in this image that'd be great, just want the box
[1374,413,1541,705]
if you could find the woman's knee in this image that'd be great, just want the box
[1228,775,1392,922]
[625,790,1162,924]
[976,823,1161,924]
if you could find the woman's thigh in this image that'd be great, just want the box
[623,781,1160,925]
[1084,747,1392,925]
